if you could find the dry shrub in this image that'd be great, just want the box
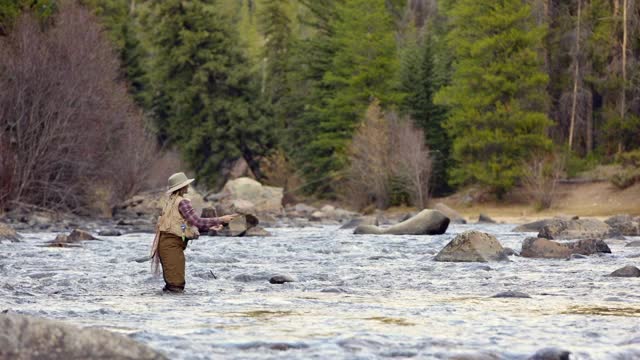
[389,112,432,209]
[0,3,155,213]
[521,153,564,210]
[345,99,432,209]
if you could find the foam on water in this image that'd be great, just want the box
[1,224,640,359]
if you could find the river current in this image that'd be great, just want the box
[1,224,640,359]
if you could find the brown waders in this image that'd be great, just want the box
[158,232,187,292]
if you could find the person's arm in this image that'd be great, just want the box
[178,200,223,232]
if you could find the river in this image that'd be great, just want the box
[1,224,639,359]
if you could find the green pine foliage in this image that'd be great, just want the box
[258,0,292,120]
[307,0,403,193]
[400,34,450,195]
[146,0,273,188]
[435,0,553,196]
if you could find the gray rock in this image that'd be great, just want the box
[512,219,558,233]
[434,231,506,262]
[568,254,589,260]
[0,313,167,359]
[492,291,531,298]
[132,256,151,263]
[605,214,640,236]
[625,240,640,247]
[0,223,21,243]
[215,214,260,237]
[245,226,271,237]
[538,218,617,240]
[512,216,578,233]
[433,203,467,224]
[98,229,122,237]
[233,273,270,282]
[609,265,640,277]
[528,347,571,360]
[354,209,449,235]
[521,237,611,259]
[501,247,519,257]
[269,274,295,284]
[478,213,497,224]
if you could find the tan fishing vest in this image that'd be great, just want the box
[157,194,199,240]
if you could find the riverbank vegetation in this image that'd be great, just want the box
[1,0,639,214]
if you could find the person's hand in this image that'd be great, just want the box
[210,224,223,232]
[219,214,239,223]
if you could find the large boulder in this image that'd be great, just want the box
[538,218,618,240]
[605,214,640,236]
[0,223,21,243]
[434,231,507,262]
[224,177,282,214]
[521,237,611,258]
[354,209,449,235]
[433,203,467,224]
[0,313,167,359]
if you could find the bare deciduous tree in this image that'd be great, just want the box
[389,113,432,209]
[345,100,432,210]
[0,3,156,213]
[521,153,564,210]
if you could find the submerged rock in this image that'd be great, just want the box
[538,218,617,240]
[521,238,611,259]
[215,214,263,237]
[605,214,640,236]
[609,265,640,277]
[433,203,466,224]
[0,223,21,243]
[47,229,97,247]
[512,216,577,233]
[492,291,531,298]
[98,229,122,236]
[626,240,640,247]
[528,347,571,360]
[477,213,497,224]
[269,274,295,284]
[434,231,507,262]
[339,215,379,229]
[353,209,449,235]
[0,313,167,359]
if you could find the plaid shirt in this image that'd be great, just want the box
[178,200,221,232]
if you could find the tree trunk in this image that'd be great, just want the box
[619,0,628,153]
[569,0,581,151]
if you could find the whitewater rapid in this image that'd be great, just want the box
[1,224,639,359]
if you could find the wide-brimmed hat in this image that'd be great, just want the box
[166,172,195,193]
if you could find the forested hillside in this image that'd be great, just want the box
[1,0,639,212]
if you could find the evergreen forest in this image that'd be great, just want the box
[1,0,639,211]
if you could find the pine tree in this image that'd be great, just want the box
[281,0,340,194]
[400,34,450,195]
[435,0,553,196]
[305,0,402,194]
[259,0,292,106]
[146,0,273,188]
